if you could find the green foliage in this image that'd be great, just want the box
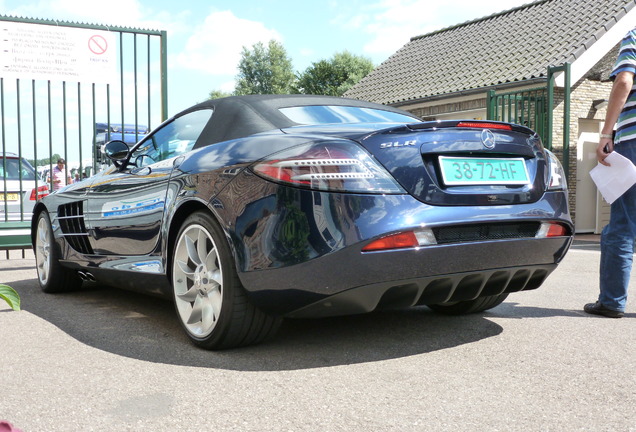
[296,51,375,96]
[0,284,20,311]
[208,89,233,100]
[28,154,61,168]
[208,43,375,99]
[234,40,296,95]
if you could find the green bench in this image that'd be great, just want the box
[0,221,32,250]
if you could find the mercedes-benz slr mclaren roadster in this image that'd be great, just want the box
[31,95,573,349]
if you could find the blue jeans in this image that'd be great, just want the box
[599,141,636,312]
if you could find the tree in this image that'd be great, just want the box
[29,154,61,168]
[296,51,374,96]
[208,89,233,100]
[234,40,296,95]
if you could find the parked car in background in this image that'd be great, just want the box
[1,153,49,221]
[31,95,573,350]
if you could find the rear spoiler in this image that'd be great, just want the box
[407,120,536,135]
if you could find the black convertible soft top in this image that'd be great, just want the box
[170,94,416,149]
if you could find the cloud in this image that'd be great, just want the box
[3,0,184,33]
[331,0,530,59]
[174,10,282,76]
[299,48,315,59]
[218,79,237,93]
[7,0,142,25]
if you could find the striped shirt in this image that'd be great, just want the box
[612,28,636,144]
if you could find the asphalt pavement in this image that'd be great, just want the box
[1,237,636,431]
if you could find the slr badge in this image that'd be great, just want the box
[379,139,417,149]
[481,129,496,149]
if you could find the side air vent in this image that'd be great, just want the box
[58,201,94,255]
[433,222,540,244]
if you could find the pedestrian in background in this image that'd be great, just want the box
[48,158,71,191]
[584,27,636,318]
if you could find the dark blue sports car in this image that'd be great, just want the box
[31,95,573,349]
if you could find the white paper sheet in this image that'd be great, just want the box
[589,151,636,204]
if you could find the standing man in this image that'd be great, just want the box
[584,27,636,318]
[49,158,71,192]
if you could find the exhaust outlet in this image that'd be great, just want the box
[77,271,96,282]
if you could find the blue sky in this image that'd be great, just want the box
[1,0,531,115]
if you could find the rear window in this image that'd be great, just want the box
[279,105,418,125]
[0,157,37,180]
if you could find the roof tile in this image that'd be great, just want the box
[346,0,636,105]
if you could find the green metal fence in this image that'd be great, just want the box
[487,87,549,144]
[0,16,168,254]
[487,63,571,177]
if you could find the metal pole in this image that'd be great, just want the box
[147,35,151,130]
[562,62,571,180]
[134,33,139,141]
[47,81,52,192]
[77,82,82,182]
[161,30,168,121]
[1,78,7,222]
[16,79,23,220]
[32,80,38,202]
[92,83,96,174]
[547,66,555,151]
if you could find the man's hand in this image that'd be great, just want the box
[597,137,614,166]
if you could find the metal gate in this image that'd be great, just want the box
[0,15,168,253]
[487,87,548,142]
[487,64,571,175]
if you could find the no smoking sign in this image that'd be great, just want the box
[88,35,108,55]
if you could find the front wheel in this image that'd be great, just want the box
[171,211,281,349]
[427,293,509,315]
[34,211,82,293]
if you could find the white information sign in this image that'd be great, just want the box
[0,21,117,84]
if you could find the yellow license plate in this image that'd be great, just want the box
[2,193,20,201]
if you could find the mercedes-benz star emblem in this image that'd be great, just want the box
[481,129,496,149]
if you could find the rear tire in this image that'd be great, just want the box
[171,211,282,349]
[34,211,82,293]
[428,293,509,315]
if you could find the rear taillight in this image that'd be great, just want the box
[362,228,437,252]
[536,222,569,238]
[30,185,49,201]
[362,232,418,252]
[252,141,405,193]
[457,122,512,130]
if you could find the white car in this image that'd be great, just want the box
[0,153,49,221]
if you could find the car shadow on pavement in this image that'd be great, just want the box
[10,277,508,371]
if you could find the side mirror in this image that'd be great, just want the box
[103,140,130,164]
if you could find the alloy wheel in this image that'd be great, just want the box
[173,224,223,338]
[35,215,51,286]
